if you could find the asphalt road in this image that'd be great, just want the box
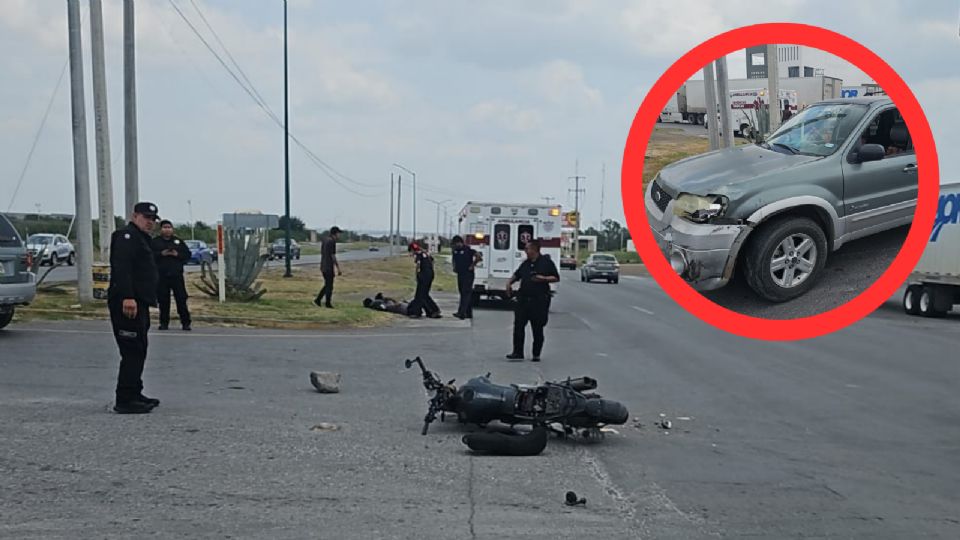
[1,272,957,538]
[40,248,392,284]
[702,225,910,319]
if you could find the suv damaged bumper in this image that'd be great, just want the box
[645,182,751,291]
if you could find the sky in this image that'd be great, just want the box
[1,0,958,235]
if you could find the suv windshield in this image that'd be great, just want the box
[27,235,52,244]
[764,103,869,157]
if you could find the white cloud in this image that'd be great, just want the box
[468,100,541,132]
[527,60,603,109]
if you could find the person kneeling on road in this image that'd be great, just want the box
[505,239,559,362]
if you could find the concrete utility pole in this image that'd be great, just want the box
[715,56,734,149]
[600,162,605,227]
[396,174,402,246]
[389,173,394,255]
[393,163,416,241]
[67,0,94,303]
[123,0,139,214]
[282,0,292,278]
[568,160,586,264]
[703,62,721,151]
[89,0,114,262]
[766,43,782,135]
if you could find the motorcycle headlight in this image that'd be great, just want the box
[673,193,728,223]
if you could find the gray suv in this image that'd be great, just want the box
[0,213,37,329]
[646,97,916,302]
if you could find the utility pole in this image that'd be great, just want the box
[67,0,94,303]
[396,174,402,246]
[89,0,114,262]
[393,163,416,242]
[600,162,605,228]
[703,62,720,151]
[715,56,734,149]
[766,43,781,135]
[123,0,139,214]
[389,173,394,255]
[568,160,586,264]
[187,199,195,240]
[282,0,292,278]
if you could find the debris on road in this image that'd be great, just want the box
[310,423,340,432]
[564,491,587,507]
[310,371,341,393]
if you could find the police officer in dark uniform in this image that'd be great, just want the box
[451,235,482,320]
[407,241,441,319]
[152,220,192,331]
[505,239,559,362]
[109,202,161,414]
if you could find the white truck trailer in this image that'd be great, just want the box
[660,75,842,126]
[903,183,960,317]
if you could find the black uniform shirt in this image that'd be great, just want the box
[512,254,559,298]
[151,235,191,277]
[321,237,337,273]
[109,222,159,305]
[452,246,477,274]
[415,251,434,279]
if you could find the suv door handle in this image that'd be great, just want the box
[903,164,918,173]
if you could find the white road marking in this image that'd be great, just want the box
[571,313,594,330]
[632,306,655,316]
[596,352,609,357]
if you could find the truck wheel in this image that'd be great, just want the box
[744,217,828,303]
[919,286,947,318]
[903,285,922,315]
[0,309,14,330]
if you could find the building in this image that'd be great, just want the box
[745,45,872,86]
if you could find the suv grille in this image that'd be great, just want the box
[651,180,673,213]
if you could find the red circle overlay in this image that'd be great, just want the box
[621,23,939,341]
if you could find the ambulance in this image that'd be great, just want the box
[458,202,563,300]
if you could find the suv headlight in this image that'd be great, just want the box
[673,193,728,223]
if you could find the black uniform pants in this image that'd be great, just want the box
[109,298,151,402]
[456,272,475,317]
[408,274,439,317]
[157,273,191,327]
[316,271,335,305]
[512,295,550,357]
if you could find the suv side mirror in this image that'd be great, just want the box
[857,143,886,163]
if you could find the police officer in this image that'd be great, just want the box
[314,226,343,308]
[152,220,192,331]
[451,235,481,320]
[407,241,441,319]
[109,202,161,414]
[504,239,559,362]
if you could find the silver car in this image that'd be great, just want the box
[646,97,916,302]
[26,233,76,266]
[580,253,620,283]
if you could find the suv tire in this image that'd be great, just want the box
[67,252,76,266]
[744,216,828,303]
[0,309,13,330]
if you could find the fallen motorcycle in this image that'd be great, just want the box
[405,357,629,455]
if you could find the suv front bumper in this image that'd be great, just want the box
[645,182,750,291]
[0,272,37,308]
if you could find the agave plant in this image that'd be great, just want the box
[195,227,269,302]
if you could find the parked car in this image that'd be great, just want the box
[580,253,620,283]
[268,239,300,260]
[560,255,578,270]
[25,233,75,266]
[0,213,37,329]
[368,245,380,252]
[646,96,916,302]
[184,240,213,265]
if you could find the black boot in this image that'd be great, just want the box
[113,400,153,414]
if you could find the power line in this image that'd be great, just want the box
[7,59,69,212]
[166,0,382,196]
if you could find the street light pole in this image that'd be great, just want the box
[393,163,416,241]
[187,199,195,240]
[282,0,292,278]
